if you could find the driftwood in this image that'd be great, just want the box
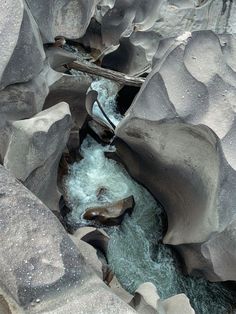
[67,61,145,87]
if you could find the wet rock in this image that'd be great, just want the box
[0,0,45,90]
[86,89,116,131]
[88,120,114,143]
[4,102,72,211]
[0,166,137,314]
[81,228,110,257]
[115,31,236,281]
[26,0,98,43]
[83,195,135,226]
[66,127,81,163]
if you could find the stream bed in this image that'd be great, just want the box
[64,78,236,314]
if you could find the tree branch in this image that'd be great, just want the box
[67,61,145,87]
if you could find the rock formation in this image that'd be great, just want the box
[0,165,137,314]
[129,282,195,314]
[85,0,236,75]
[4,102,72,211]
[0,0,45,90]
[1,0,236,312]
[115,30,236,281]
[26,0,98,43]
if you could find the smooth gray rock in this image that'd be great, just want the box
[44,73,92,130]
[26,0,98,43]
[0,66,62,163]
[0,164,88,308]
[0,0,23,84]
[0,165,136,314]
[45,47,76,71]
[70,227,103,279]
[91,0,236,75]
[115,31,236,281]
[0,0,45,90]
[129,282,160,314]
[162,294,195,314]
[4,102,72,211]
[129,283,195,314]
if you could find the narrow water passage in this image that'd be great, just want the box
[64,78,236,313]
[65,136,235,314]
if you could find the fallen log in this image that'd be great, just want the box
[67,61,145,87]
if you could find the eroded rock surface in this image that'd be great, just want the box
[0,0,45,90]
[0,65,62,163]
[0,165,137,314]
[81,0,236,75]
[115,30,236,281]
[4,102,72,211]
[129,282,195,314]
[26,0,98,42]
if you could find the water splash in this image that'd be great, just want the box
[90,78,123,126]
[65,136,235,314]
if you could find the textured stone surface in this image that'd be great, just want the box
[0,0,45,90]
[162,294,195,314]
[115,31,236,281]
[0,166,137,314]
[70,227,103,279]
[129,282,159,314]
[4,102,72,211]
[26,0,98,42]
[0,66,62,163]
[91,0,236,75]
[0,164,88,308]
[44,73,92,130]
[129,283,195,314]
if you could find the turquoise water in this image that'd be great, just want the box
[65,137,236,314]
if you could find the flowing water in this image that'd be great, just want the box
[65,79,236,314]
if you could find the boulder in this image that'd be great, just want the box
[81,227,110,256]
[115,31,236,281]
[109,276,133,304]
[44,73,92,130]
[45,47,76,71]
[44,73,93,163]
[0,0,45,90]
[70,227,103,279]
[26,0,98,43]
[0,165,137,314]
[84,0,236,75]
[129,283,195,314]
[0,65,62,162]
[129,282,160,314]
[4,102,72,211]
[83,195,135,226]
[162,294,195,314]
